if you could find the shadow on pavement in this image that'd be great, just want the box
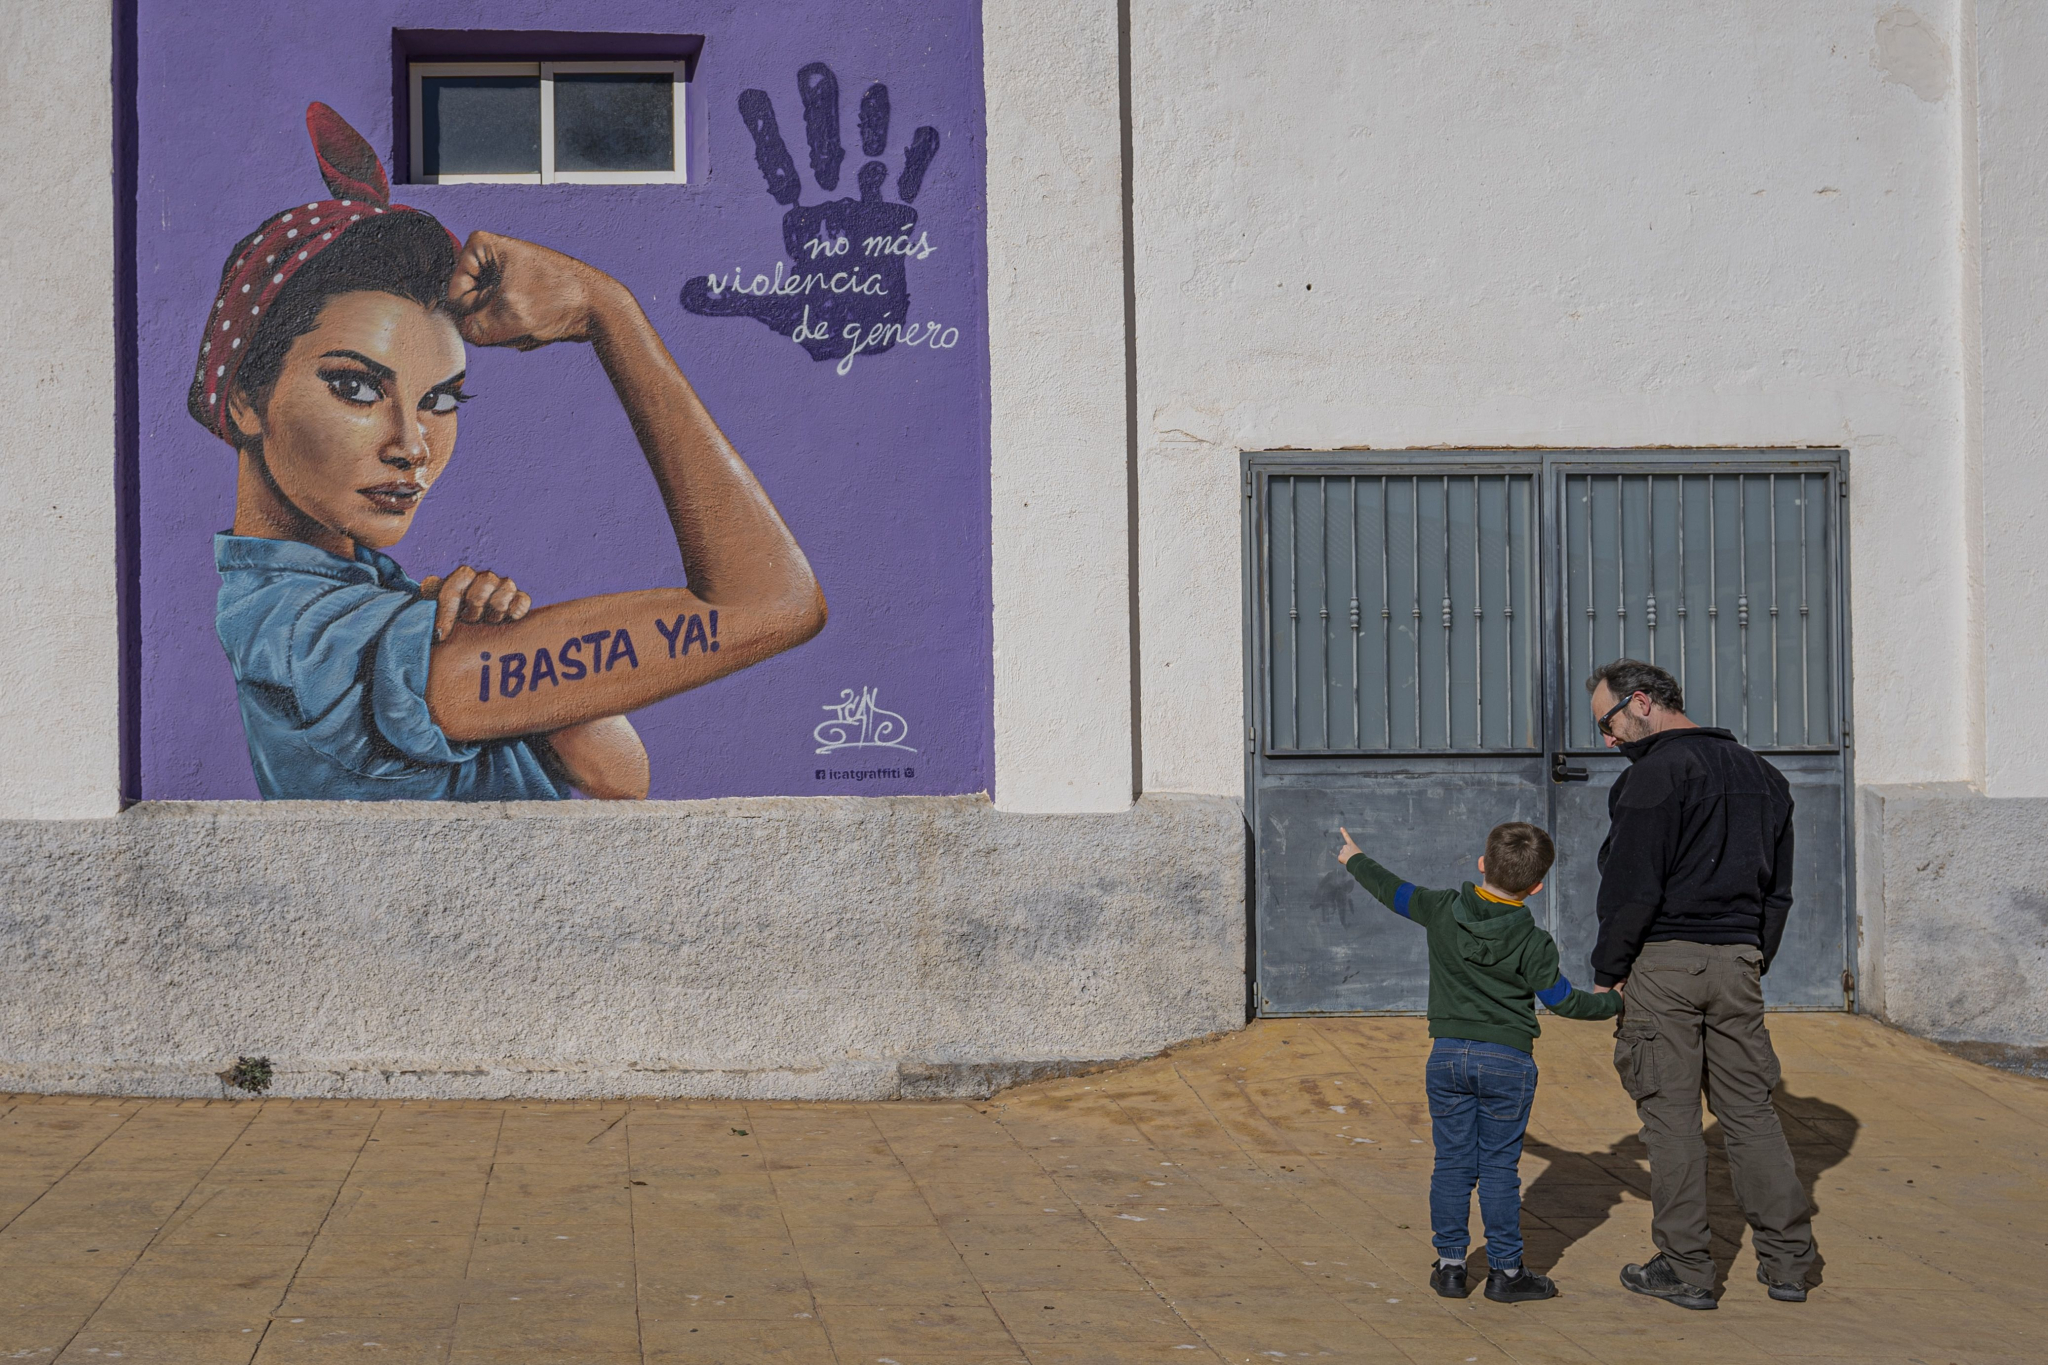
[1517,1087,1860,1291]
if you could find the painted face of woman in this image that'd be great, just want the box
[230,290,470,550]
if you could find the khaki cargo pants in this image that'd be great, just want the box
[1613,941,1817,1289]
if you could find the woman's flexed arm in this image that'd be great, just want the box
[424,232,825,742]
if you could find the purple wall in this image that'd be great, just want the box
[131,0,990,800]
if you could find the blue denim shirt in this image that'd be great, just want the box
[214,534,566,801]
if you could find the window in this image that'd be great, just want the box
[409,61,686,184]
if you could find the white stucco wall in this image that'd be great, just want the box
[1977,0,2048,798]
[1128,1,1972,797]
[0,796,1244,1100]
[0,0,119,818]
[983,0,1136,812]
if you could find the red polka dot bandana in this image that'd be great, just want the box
[188,102,455,439]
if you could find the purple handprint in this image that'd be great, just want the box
[683,63,941,368]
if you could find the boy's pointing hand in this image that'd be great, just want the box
[1336,826,1363,867]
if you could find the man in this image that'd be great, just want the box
[1587,659,1815,1310]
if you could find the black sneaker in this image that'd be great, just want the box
[1430,1260,1471,1299]
[1485,1267,1557,1303]
[1757,1266,1807,1302]
[1620,1254,1716,1310]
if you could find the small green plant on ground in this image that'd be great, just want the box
[218,1056,274,1093]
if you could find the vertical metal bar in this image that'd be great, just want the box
[1738,475,1751,740]
[1260,472,1273,754]
[1828,465,1852,989]
[1767,473,1780,746]
[1827,470,1841,746]
[1707,474,1719,727]
[1584,476,1596,747]
[1288,478,1299,745]
[1442,476,1454,748]
[1540,458,1565,864]
[1504,475,1516,747]
[1523,472,1538,749]
[1522,473,1534,747]
[1350,477,1361,748]
[1319,476,1331,747]
[1615,474,1628,661]
[1474,477,1485,747]
[1799,473,1812,745]
[1412,481,1423,748]
[1381,476,1392,749]
[1645,474,1658,666]
[1676,477,1688,696]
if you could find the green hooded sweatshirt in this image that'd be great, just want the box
[1344,852,1621,1052]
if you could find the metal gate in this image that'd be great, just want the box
[1245,450,1852,1015]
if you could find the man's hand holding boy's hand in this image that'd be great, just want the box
[1335,826,1364,867]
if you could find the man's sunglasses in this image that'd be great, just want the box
[1596,692,1640,737]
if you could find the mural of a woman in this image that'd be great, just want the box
[193,105,825,800]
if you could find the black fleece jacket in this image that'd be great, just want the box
[1592,726,1795,986]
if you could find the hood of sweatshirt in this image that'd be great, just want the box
[1449,885,1539,967]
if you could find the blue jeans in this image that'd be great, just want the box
[1425,1038,1538,1268]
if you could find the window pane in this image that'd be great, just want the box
[420,75,540,177]
[554,72,673,172]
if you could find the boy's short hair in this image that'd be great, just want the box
[1485,822,1555,895]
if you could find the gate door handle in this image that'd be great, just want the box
[1551,753,1589,783]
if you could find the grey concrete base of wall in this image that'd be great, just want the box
[0,795,1247,1100]
[1861,783,2048,1049]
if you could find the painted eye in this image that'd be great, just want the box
[422,390,466,415]
[324,373,382,405]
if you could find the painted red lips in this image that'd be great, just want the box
[358,482,424,515]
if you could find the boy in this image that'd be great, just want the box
[1336,820,1621,1304]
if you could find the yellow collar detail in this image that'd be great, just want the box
[1474,886,1525,906]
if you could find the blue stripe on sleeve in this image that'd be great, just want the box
[1536,975,1573,1008]
[1393,883,1416,918]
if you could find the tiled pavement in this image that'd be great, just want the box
[2,1015,2044,1364]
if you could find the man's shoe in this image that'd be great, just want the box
[1620,1254,1717,1310]
[1485,1267,1557,1303]
[1757,1266,1807,1302]
[1430,1260,1471,1299]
